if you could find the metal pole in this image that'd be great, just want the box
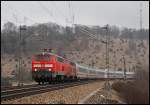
[106,28,108,78]
[108,25,110,80]
[18,26,21,86]
[100,25,111,95]
[114,51,117,77]
[18,25,26,86]
[123,55,126,80]
[104,25,111,99]
[106,24,110,81]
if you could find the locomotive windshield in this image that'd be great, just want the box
[34,54,51,61]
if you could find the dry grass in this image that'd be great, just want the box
[112,69,149,104]
[2,38,149,78]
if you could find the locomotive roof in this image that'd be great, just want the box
[34,52,65,59]
[33,52,75,64]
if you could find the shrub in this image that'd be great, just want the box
[112,69,149,104]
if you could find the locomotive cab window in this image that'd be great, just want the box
[89,70,95,74]
[34,54,51,61]
[57,57,64,62]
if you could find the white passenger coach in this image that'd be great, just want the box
[76,63,135,79]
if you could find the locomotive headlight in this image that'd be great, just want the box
[48,68,51,71]
[35,69,37,71]
[33,64,41,67]
[45,64,53,67]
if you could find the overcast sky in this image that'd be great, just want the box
[1,1,149,29]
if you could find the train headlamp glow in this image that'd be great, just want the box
[45,64,53,67]
[48,68,51,71]
[34,69,37,71]
[33,64,41,67]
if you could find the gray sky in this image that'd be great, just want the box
[1,1,149,29]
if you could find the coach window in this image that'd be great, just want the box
[79,68,86,73]
[89,70,95,74]
[57,57,64,62]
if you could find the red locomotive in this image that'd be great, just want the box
[32,49,77,84]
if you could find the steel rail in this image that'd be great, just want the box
[1,79,100,101]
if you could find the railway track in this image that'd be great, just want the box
[1,84,38,91]
[1,79,100,101]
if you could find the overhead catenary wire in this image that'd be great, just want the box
[78,26,108,44]
[50,1,72,27]
[51,1,68,20]
[75,25,109,45]
[37,1,60,24]
[78,25,109,42]
[78,28,108,46]
[74,25,98,39]
[4,2,73,27]
[79,29,97,40]
[4,2,105,43]
[1,3,20,27]
[80,27,98,38]
[79,28,98,39]
[4,3,39,25]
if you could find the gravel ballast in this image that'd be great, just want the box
[83,89,123,104]
[1,81,104,104]
[79,81,126,104]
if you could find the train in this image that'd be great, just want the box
[32,49,135,84]
[76,64,134,79]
